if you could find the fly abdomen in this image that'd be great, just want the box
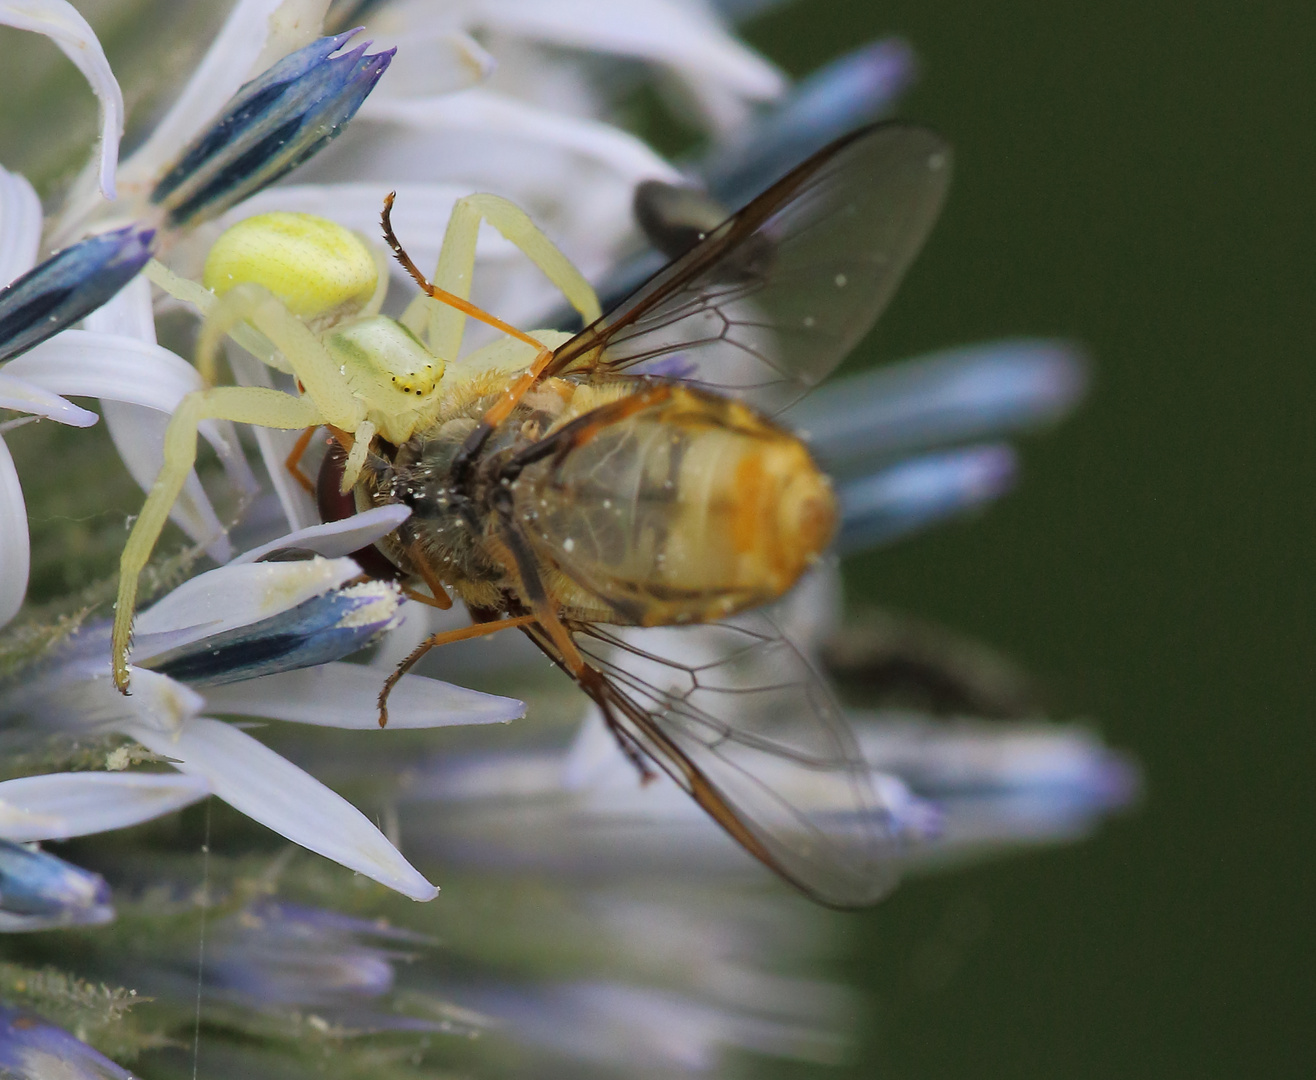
[515,385,836,624]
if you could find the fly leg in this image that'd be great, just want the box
[401,540,452,610]
[377,613,536,726]
[487,520,660,783]
[283,425,319,494]
[573,658,660,784]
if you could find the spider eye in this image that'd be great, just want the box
[203,212,378,324]
[327,315,445,443]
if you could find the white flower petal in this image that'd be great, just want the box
[107,669,207,734]
[80,272,156,341]
[0,163,41,282]
[8,665,206,735]
[203,662,525,728]
[474,0,785,100]
[0,374,98,426]
[6,327,252,487]
[231,505,412,564]
[85,282,262,507]
[125,716,438,899]
[369,27,494,98]
[132,556,362,649]
[224,179,470,234]
[361,87,682,186]
[0,0,124,198]
[0,772,209,842]
[665,69,756,135]
[0,432,29,628]
[6,327,248,559]
[255,0,331,73]
[7,329,206,413]
[115,0,285,192]
[77,282,230,545]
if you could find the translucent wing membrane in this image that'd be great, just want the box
[561,613,901,907]
[547,123,952,414]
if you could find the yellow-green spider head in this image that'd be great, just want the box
[202,210,449,444]
[326,314,445,443]
[203,211,379,329]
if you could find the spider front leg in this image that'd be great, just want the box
[112,386,325,692]
[199,280,392,494]
[386,192,602,361]
[197,283,366,425]
[383,193,604,439]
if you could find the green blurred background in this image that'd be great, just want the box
[743,2,1313,1077]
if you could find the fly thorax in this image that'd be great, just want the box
[383,429,501,584]
[325,315,444,443]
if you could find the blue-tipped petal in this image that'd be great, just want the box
[0,1006,135,1079]
[150,30,394,229]
[204,901,427,1009]
[0,226,156,365]
[240,900,430,944]
[710,0,795,18]
[791,339,1089,474]
[0,840,113,932]
[706,39,919,206]
[142,579,401,688]
[858,719,1141,856]
[836,444,1017,553]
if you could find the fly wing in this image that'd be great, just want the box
[563,612,904,907]
[547,123,952,415]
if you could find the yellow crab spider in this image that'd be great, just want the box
[112,195,604,692]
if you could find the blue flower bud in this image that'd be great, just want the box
[860,720,1142,858]
[204,901,426,1009]
[0,1006,135,1079]
[836,445,1017,553]
[0,840,113,932]
[0,226,155,364]
[0,1005,136,1073]
[707,39,919,206]
[150,30,394,229]
[144,579,401,687]
[791,340,1089,471]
